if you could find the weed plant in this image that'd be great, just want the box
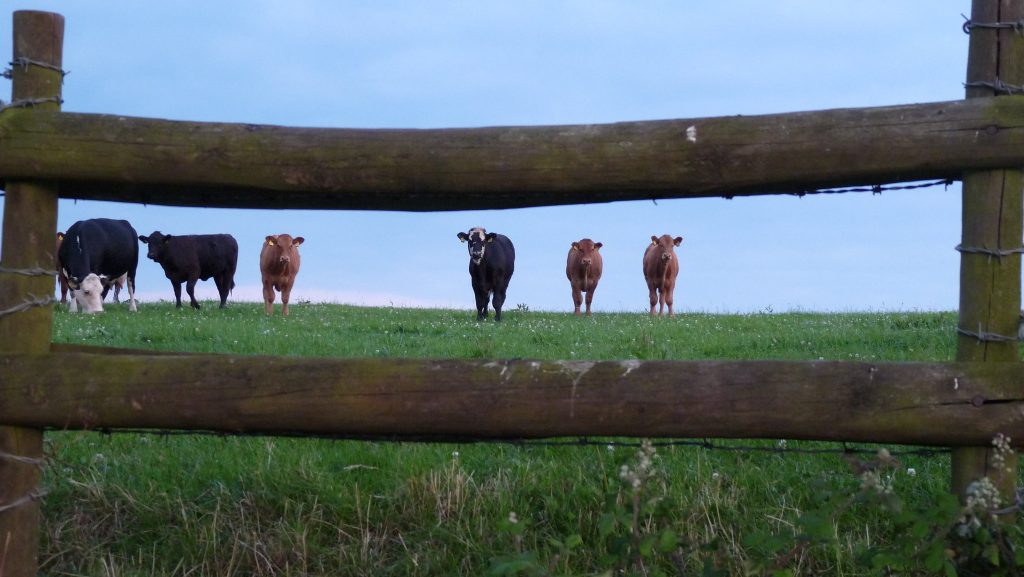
[41,302,1020,575]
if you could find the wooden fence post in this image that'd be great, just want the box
[954,0,1022,508]
[0,11,63,577]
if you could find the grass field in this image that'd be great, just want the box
[40,302,1019,576]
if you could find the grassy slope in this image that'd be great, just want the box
[41,303,997,575]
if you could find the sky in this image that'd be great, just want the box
[1,1,978,313]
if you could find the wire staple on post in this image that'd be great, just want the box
[0,489,48,514]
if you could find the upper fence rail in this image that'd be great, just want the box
[1,97,1024,210]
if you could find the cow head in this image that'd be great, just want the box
[457,227,497,265]
[69,273,106,313]
[265,234,304,263]
[138,231,172,261]
[571,239,603,266]
[650,235,683,262]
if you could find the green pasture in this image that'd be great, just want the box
[40,302,1018,576]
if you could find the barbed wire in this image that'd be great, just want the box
[962,13,1024,34]
[964,78,1024,95]
[0,265,58,277]
[79,427,953,458]
[0,449,46,468]
[957,325,1020,343]
[789,179,955,198]
[0,294,55,318]
[0,488,48,514]
[955,244,1024,258]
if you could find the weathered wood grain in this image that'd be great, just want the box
[2,97,1024,210]
[2,353,1024,447]
[0,11,62,577]
[953,0,1024,503]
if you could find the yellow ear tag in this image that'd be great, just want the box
[266,239,276,246]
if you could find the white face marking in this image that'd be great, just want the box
[73,273,105,313]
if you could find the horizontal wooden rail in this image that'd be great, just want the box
[3,352,1023,446]
[2,97,1024,210]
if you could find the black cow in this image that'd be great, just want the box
[57,218,139,313]
[456,227,515,321]
[138,231,239,309]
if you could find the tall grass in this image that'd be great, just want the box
[39,302,1006,575]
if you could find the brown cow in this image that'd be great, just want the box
[643,234,683,317]
[260,234,304,316]
[566,238,603,316]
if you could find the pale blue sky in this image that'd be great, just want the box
[2,2,974,312]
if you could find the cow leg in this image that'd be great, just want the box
[186,278,201,310]
[113,283,121,303]
[172,282,184,308]
[262,281,276,315]
[280,281,293,316]
[127,276,137,312]
[68,293,78,312]
[215,274,230,308]
[665,284,675,318]
[492,288,507,322]
[584,287,595,316]
[648,284,658,316]
[571,283,583,316]
[473,287,489,320]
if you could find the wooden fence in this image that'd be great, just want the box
[1,4,1023,575]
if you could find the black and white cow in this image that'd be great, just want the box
[456,227,515,321]
[138,231,239,309]
[57,218,139,313]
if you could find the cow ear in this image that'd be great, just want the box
[293,237,305,246]
[595,242,603,250]
[162,234,172,243]
[571,242,580,251]
[139,235,149,244]
[673,236,683,246]
[485,233,497,243]
[265,236,277,246]
[650,235,658,245]
[457,232,469,243]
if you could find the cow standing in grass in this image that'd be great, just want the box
[57,218,139,313]
[566,238,603,316]
[457,227,515,321]
[643,234,683,317]
[139,231,239,309]
[260,234,304,316]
